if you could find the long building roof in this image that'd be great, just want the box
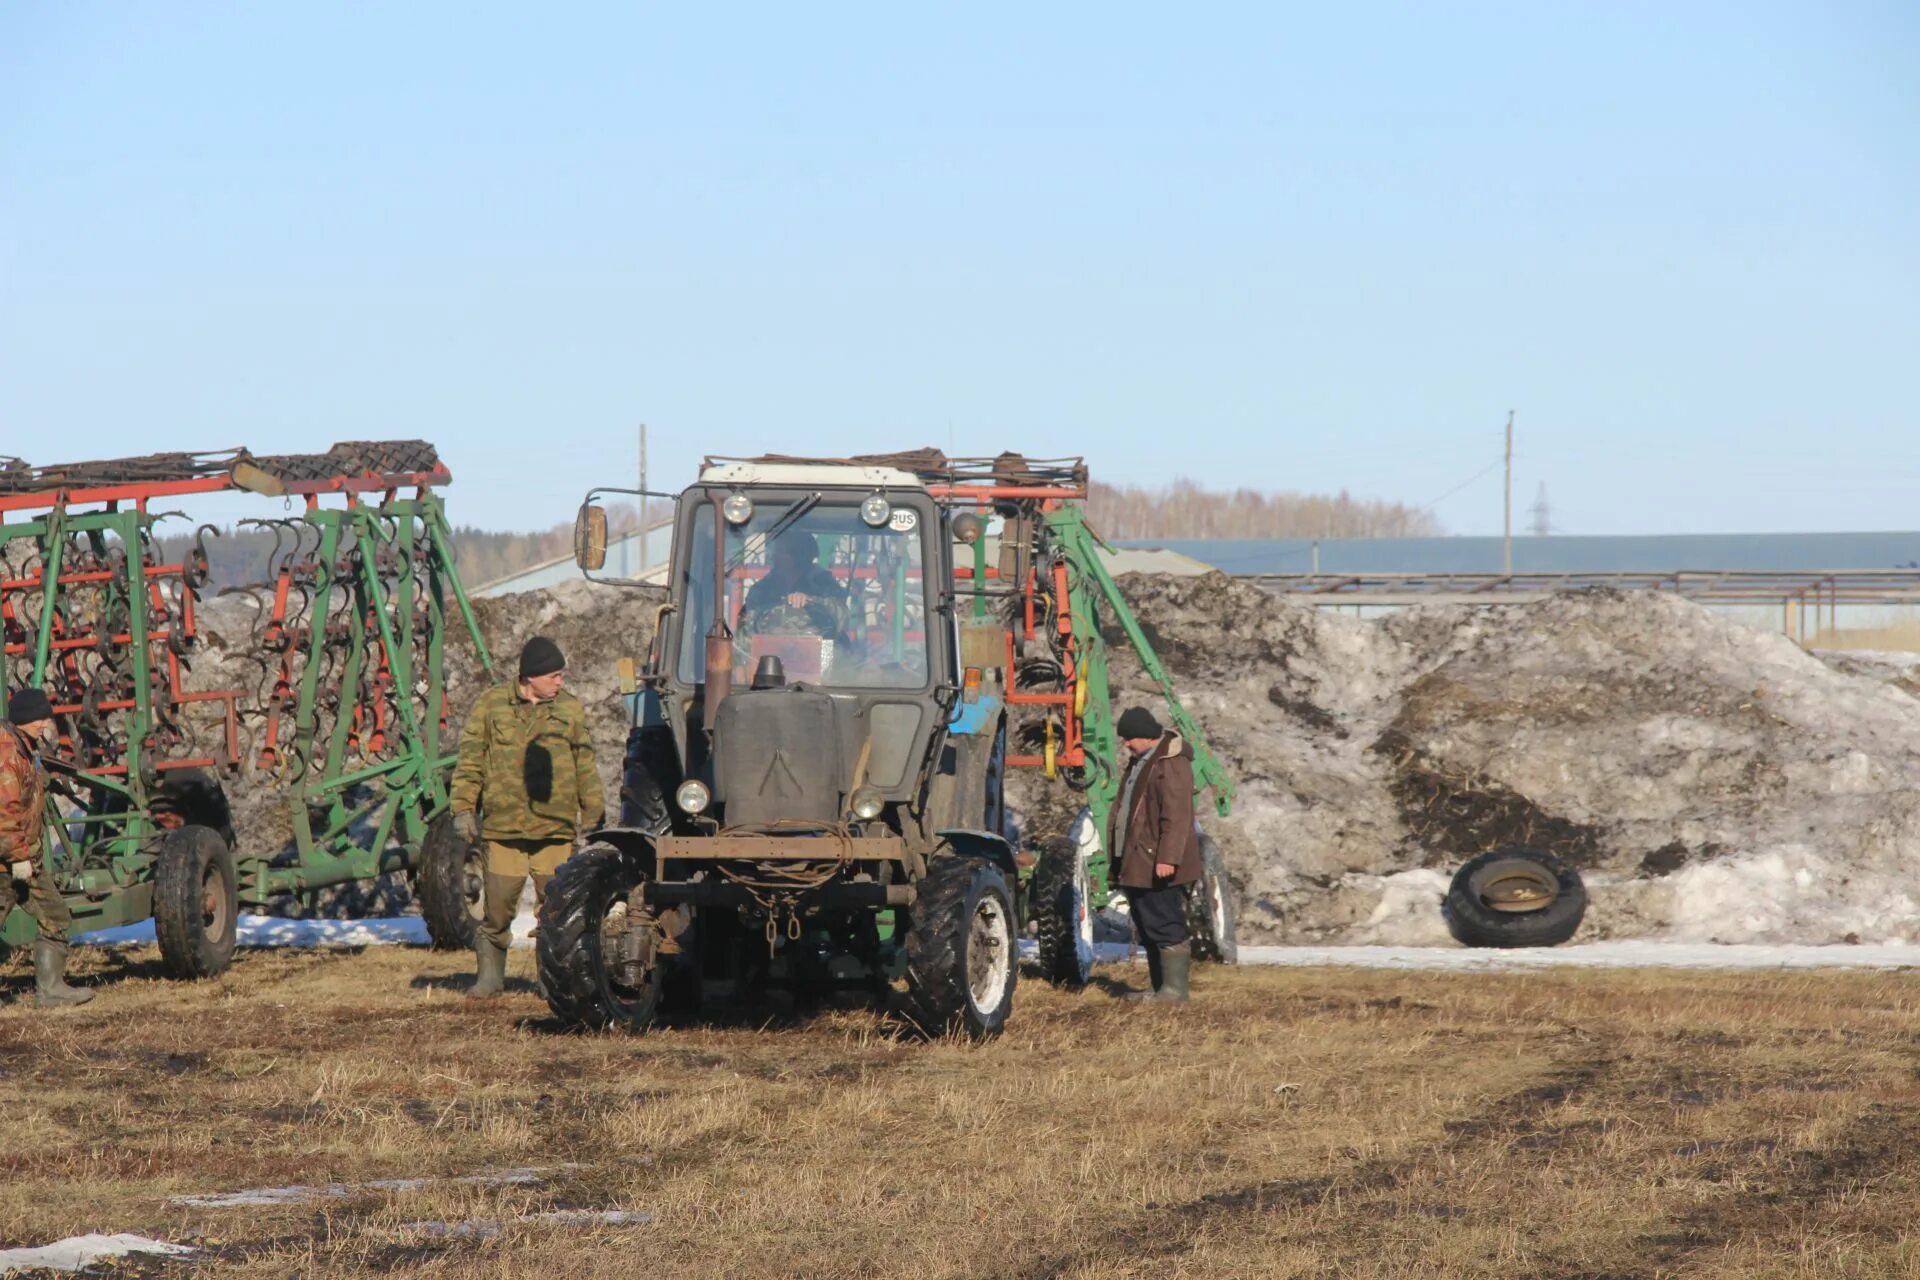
[1117,532,1920,576]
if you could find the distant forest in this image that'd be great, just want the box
[147,484,1429,592]
[1085,478,1439,540]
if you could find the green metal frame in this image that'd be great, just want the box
[1,490,491,950]
[1037,504,1235,906]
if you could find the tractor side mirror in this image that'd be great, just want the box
[574,502,609,571]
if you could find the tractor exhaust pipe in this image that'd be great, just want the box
[705,491,733,712]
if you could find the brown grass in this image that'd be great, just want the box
[4,944,1920,1279]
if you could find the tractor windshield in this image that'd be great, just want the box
[675,496,932,690]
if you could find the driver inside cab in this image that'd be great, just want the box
[735,535,850,678]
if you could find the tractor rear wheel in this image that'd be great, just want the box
[1185,833,1239,964]
[418,813,483,951]
[154,824,238,979]
[904,854,1017,1038]
[538,842,664,1031]
[1031,839,1093,989]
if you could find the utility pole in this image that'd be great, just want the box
[1502,410,1514,577]
[1529,482,1552,537]
[637,423,649,572]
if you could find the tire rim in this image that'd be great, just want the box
[201,858,231,944]
[1209,874,1230,942]
[1473,859,1560,914]
[462,846,485,923]
[597,896,655,1010]
[1071,852,1094,974]
[967,891,1013,1013]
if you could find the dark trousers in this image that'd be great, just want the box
[1128,884,1190,948]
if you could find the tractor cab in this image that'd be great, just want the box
[657,461,959,835]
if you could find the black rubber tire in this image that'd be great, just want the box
[537,842,662,1032]
[904,854,1018,1038]
[154,824,238,979]
[1444,847,1587,948]
[1030,839,1093,989]
[1185,833,1240,965]
[418,813,483,951]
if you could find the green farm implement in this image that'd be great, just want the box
[0,441,492,975]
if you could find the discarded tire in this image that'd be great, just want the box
[417,813,483,951]
[1443,848,1586,948]
[1185,832,1239,964]
[154,824,238,979]
[1031,838,1093,989]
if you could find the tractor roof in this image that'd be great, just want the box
[698,460,926,490]
[702,450,1088,498]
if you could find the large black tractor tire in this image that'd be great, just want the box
[538,842,664,1032]
[1185,833,1240,965]
[1030,839,1093,989]
[418,813,483,951]
[904,854,1018,1038]
[154,824,238,979]
[1444,847,1587,948]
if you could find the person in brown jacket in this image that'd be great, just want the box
[1107,705,1201,1003]
[0,688,92,1007]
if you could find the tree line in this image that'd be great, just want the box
[1084,478,1439,540]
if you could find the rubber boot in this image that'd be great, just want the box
[1157,943,1192,1005]
[1126,943,1164,1002]
[470,936,506,998]
[34,939,94,1008]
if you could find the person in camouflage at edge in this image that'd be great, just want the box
[1,687,93,1007]
[734,534,850,679]
[449,636,604,997]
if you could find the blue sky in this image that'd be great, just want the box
[2,3,1914,535]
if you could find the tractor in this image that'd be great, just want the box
[541,451,1236,1037]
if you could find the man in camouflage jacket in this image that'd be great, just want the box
[449,636,604,997]
[1,687,92,1007]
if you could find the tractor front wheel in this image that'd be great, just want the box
[904,854,1017,1038]
[538,842,664,1032]
[1185,833,1239,964]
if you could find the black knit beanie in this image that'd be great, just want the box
[1116,706,1162,741]
[519,636,565,679]
[7,688,53,725]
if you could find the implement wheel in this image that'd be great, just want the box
[1031,838,1093,990]
[904,854,1017,1038]
[1185,833,1239,964]
[418,813,483,951]
[538,842,664,1032]
[154,824,238,979]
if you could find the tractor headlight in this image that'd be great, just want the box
[860,493,892,528]
[675,780,712,815]
[952,512,984,544]
[849,785,884,821]
[722,492,755,525]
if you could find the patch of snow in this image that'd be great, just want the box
[0,1234,193,1273]
[1228,941,1920,971]
[397,1209,652,1240]
[77,911,539,951]
[169,1166,561,1209]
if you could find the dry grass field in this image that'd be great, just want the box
[4,944,1920,1279]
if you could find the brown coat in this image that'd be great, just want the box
[1108,733,1201,890]
[0,722,45,864]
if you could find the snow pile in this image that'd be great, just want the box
[1068,576,1920,946]
[0,1234,193,1273]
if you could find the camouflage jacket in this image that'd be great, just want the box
[449,686,605,842]
[0,722,46,864]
